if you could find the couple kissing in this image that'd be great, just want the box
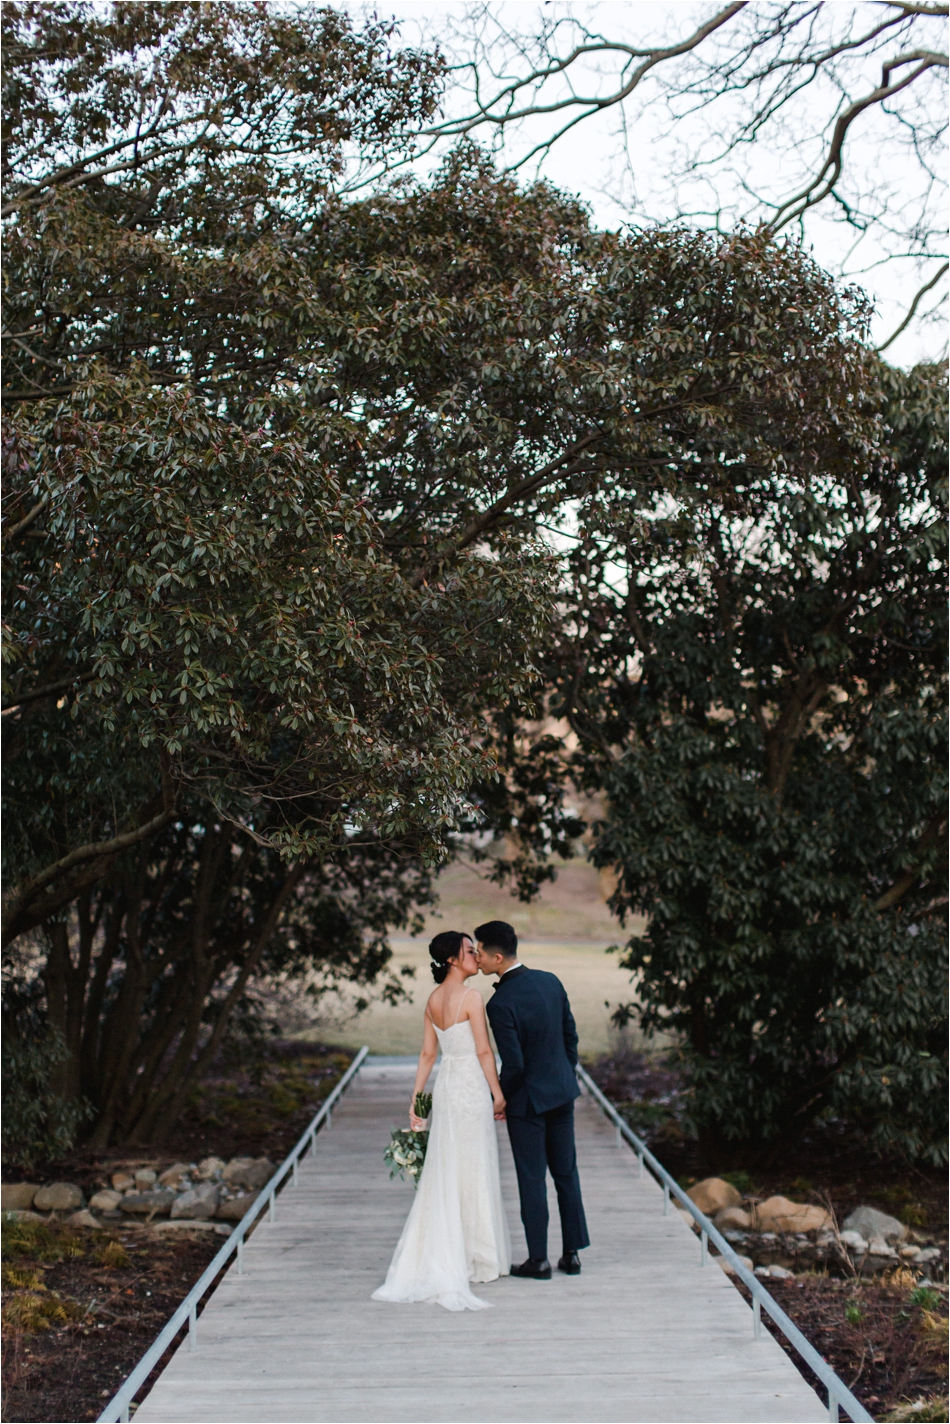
[372,921,589,1312]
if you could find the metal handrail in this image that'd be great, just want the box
[97,1046,369,1424]
[576,1064,873,1424]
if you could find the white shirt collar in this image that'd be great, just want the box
[500,961,523,977]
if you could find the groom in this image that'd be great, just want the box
[475,920,590,1279]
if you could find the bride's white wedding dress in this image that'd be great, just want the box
[372,1001,511,1312]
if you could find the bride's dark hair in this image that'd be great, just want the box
[429,931,467,984]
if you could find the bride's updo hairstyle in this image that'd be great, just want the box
[429,931,466,984]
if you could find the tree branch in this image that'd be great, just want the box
[767,54,947,233]
[2,806,175,943]
[2,670,96,714]
[875,261,949,352]
[3,493,49,540]
[406,431,601,589]
[874,815,946,910]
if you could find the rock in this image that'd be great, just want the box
[33,1182,84,1212]
[153,1219,233,1236]
[170,1184,220,1220]
[764,1264,793,1279]
[215,1193,258,1221]
[119,1190,175,1217]
[717,1254,753,1276]
[842,1205,908,1243]
[714,1206,753,1232]
[134,1169,158,1189]
[222,1157,255,1184]
[89,1190,123,1212]
[914,1247,941,1264]
[839,1230,869,1252]
[755,1196,831,1233]
[4,1209,45,1222]
[222,1158,274,1192]
[1,1183,39,1211]
[686,1178,743,1216]
[193,1157,226,1182]
[867,1236,898,1258]
[111,1172,135,1192]
[900,1246,923,1260]
[67,1209,102,1229]
[158,1163,193,1189]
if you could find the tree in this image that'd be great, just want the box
[425,2,948,355]
[539,358,947,1161]
[2,2,893,1149]
[2,370,557,1142]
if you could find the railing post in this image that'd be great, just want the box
[615,1124,622,1148]
[237,1237,244,1275]
[268,1192,276,1223]
[326,1109,332,1130]
[188,1302,197,1352]
[637,1152,644,1178]
[663,1182,670,1215]
[828,1391,838,1422]
[292,1160,298,1187]
[700,1231,707,1266]
[753,1297,762,1339]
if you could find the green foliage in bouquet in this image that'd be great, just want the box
[383,1093,433,1186]
[413,1092,433,1121]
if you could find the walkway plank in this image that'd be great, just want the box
[134,1060,825,1423]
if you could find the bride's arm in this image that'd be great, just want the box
[467,994,506,1120]
[409,1005,438,1127]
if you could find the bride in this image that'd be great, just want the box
[372,930,511,1311]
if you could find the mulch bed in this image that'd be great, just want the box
[1,1224,220,1423]
[2,1041,352,1424]
[734,1276,949,1422]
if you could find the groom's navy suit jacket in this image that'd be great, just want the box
[486,966,581,1118]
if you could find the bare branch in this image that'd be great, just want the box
[428,4,747,140]
[875,259,949,350]
[765,54,945,231]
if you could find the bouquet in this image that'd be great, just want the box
[383,1092,432,1187]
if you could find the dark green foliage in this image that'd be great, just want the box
[558,361,947,1161]
[4,2,934,1162]
[1,1011,91,1171]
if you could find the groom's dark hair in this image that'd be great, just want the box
[474,921,518,958]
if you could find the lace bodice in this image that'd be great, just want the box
[434,1019,477,1058]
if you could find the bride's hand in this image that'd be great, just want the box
[492,1092,506,1121]
[409,1103,426,1130]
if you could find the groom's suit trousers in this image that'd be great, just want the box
[506,1100,590,1261]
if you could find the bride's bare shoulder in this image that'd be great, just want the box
[460,986,486,1020]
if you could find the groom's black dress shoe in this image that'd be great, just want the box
[511,1257,552,1279]
[558,1252,581,1275]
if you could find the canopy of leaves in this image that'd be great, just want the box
[2,374,556,943]
[543,360,947,1161]
[3,1,921,1158]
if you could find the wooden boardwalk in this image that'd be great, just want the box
[134,1059,826,1423]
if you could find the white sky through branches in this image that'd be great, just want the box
[350,1,948,368]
